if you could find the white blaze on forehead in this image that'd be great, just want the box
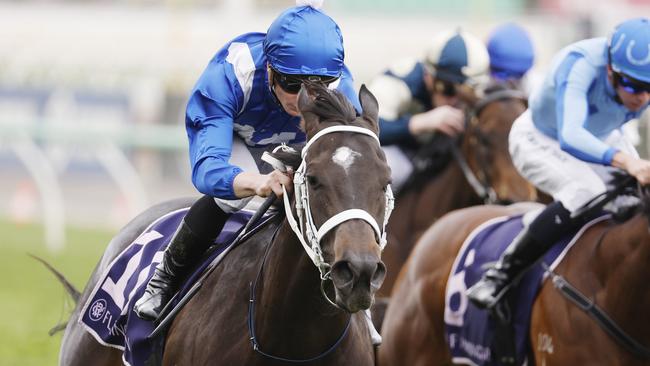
[332,147,361,174]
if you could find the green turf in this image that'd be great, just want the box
[0,220,114,366]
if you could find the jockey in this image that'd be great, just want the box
[368,29,490,191]
[134,1,361,320]
[468,18,650,309]
[486,22,535,89]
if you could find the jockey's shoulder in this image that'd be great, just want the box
[383,58,423,78]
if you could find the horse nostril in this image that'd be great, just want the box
[331,261,354,288]
[371,261,387,290]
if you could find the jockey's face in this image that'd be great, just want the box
[424,71,463,108]
[268,67,301,117]
[608,66,650,112]
[617,86,650,112]
[274,81,301,117]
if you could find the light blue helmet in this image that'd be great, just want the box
[263,3,344,78]
[608,17,650,83]
[487,23,535,80]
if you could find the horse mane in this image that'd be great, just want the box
[301,82,358,124]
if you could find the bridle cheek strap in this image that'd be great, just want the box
[282,185,329,277]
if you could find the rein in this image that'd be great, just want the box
[451,90,528,204]
[545,175,650,359]
[543,262,650,359]
[450,142,497,204]
[247,223,352,363]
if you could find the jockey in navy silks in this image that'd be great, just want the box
[468,18,650,309]
[368,30,490,192]
[134,0,361,320]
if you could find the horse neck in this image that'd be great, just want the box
[253,220,352,355]
[595,215,650,339]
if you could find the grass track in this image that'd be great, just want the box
[0,220,113,366]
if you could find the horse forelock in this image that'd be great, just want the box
[302,82,358,125]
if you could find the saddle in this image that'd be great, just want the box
[78,147,302,366]
[443,212,608,366]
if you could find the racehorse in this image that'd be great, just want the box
[59,83,393,366]
[378,192,650,365]
[379,87,537,297]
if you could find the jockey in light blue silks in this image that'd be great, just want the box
[486,22,535,90]
[134,0,361,320]
[368,30,490,192]
[468,18,650,309]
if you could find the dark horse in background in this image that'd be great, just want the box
[379,86,538,297]
[379,186,650,365]
[59,83,392,365]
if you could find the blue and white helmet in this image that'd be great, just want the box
[487,23,535,80]
[424,29,490,85]
[608,17,650,83]
[263,0,343,78]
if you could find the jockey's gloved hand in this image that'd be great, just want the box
[612,152,650,185]
[408,105,465,138]
[256,170,293,198]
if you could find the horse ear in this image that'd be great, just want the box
[298,85,320,135]
[359,84,379,127]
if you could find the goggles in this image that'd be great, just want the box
[272,68,339,94]
[614,72,650,94]
[434,79,458,97]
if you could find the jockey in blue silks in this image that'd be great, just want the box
[468,18,650,309]
[134,1,361,320]
[486,22,535,88]
[368,30,490,192]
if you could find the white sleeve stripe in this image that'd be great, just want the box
[226,42,256,112]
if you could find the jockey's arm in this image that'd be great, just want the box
[555,55,650,185]
[556,55,618,165]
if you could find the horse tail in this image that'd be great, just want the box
[30,254,81,303]
[30,254,81,336]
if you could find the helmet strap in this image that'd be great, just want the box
[266,65,284,108]
[607,65,624,105]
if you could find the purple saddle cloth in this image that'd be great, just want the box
[444,214,606,366]
[79,208,269,366]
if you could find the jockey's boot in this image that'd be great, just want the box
[133,220,209,321]
[467,201,577,309]
[466,228,543,309]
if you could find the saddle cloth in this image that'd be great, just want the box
[443,213,608,366]
[79,208,273,366]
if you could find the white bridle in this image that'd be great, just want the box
[282,125,394,279]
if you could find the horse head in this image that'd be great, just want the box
[293,82,392,313]
[465,87,537,204]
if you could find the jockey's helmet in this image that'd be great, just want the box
[487,23,535,81]
[263,2,343,91]
[609,18,650,84]
[424,29,490,86]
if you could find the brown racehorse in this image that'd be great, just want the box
[379,198,650,365]
[379,88,537,297]
[59,83,392,365]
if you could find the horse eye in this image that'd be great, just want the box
[306,175,320,188]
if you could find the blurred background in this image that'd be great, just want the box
[1,0,649,364]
